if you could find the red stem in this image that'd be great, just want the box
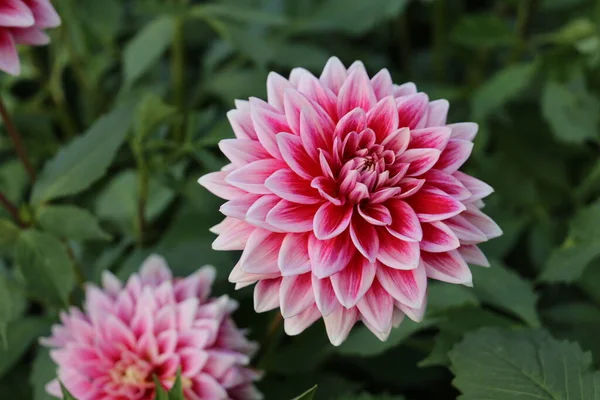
[0,192,24,227]
[0,96,36,183]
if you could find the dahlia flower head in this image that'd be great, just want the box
[199,57,502,346]
[41,255,262,400]
[0,0,60,75]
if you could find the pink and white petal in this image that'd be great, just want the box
[267,200,317,233]
[408,127,451,151]
[420,221,460,253]
[218,138,271,166]
[366,96,399,143]
[278,233,311,276]
[284,88,334,137]
[289,67,310,86]
[458,244,490,267]
[371,68,394,100]
[308,231,356,279]
[386,199,423,242]
[212,219,255,251]
[392,307,405,328]
[445,215,488,244]
[284,304,322,336]
[337,64,377,116]
[356,279,394,334]
[362,318,392,342]
[407,189,466,222]
[239,229,285,274]
[394,82,417,97]
[425,99,449,127]
[448,122,478,141]
[27,0,61,28]
[246,195,285,231]
[462,207,503,239]
[139,254,172,286]
[358,203,392,226]
[219,193,261,220]
[296,72,338,119]
[370,187,402,204]
[250,100,290,159]
[381,127,410,156]
[192,374,228,400]
[320,56,348,95]
[453,171,494,202]
[101,270,122,296]
[313,202,353,240]
[376,263,427,308]
[253,278,282,312]
[396,93,429,129]
[0,30,20,76]
[396,295,427,322]
[396,178,426,199]
[312,274,338,316]
[377,230,420,270]
[330,254,376,308]
[397,148,441,177]
[227,109,257,140]
[334,107,367,138]
[311,176,344,206]
[11,27,49,45]
[225,159,286,194]
[280,273,314,318]
[265,169,320,204]
[323,305,358,346]
[435,139,474,173]
[277,132,322,179]
[300,110,332,160]
[0,0,34,27]
[198,171,248,201]
[267,72,294,110]
[349,214,379,262]
[422,250,473,286]
[423,170,471,201]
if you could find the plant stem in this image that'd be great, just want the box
[0,97,36,183]
[0,192,25,227]
[509,0,539,63]
[432,0,447,82]
[171,16,186,143]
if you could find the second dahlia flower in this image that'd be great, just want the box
[0,0,60,75]
[41,255,262,400]
[199,57,502,345]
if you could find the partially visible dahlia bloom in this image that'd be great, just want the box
[0,0,60,75]
[199,57,502,345]
[41,255,262,400]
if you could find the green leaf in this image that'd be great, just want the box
[0,317,50,380]
[31,104,136,205]
[552,19,596,45]
[541,81,600,143]
[0,273,26,345]
[124,16,174,87]
[153,375,168,400]
[168,370,184,400]
[61,382,78,400]
[338,394,406,400]
[450,328,600,399]
[426,282,479,315]
[15,230,75,307]
[0,218,20,251]
[451,15,514,48]
[31,347,57,400]
[292,385,318,400]
[471,261,540,327]
[472,63,536,120]
[134,93,177,144]
[37,205,111,241]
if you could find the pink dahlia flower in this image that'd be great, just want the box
[199,57,502,346]
[0,0,60,75]
[41,255,262,400]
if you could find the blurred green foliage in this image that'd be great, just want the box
[1,0,600,398]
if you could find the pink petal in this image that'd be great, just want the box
[0,0,34,27]
[284,304,321,336]
[265,169,320,204]
[219,138,270,166]
[420,221,460,253]
[370,187,402,204]
[386,199,423,242]
[254,278,282,312]
[394,82,417,97]
[330,254,376,308]
[423,170,471,201]
[320,56,348,95]
[296,72,338,122]
[376,263,427,308]
[279,273,314,318]
[425,99,449,127]
[367,96,399,143]
[284,88,333,137]
[139,255,172,286]
[225,159,285,194]
[192,374,228,399]
[219,193,261,220]
[313,202,353,240]
[300,109,333,160]
[323,305,358,346]
[358,203,392,226]
[453,171,494,202]
[198,171,247,201]
[239,229,284,274]
[435,139,474,173]
[407,189,466,222]
[278,233,311,276]
[458,244,490,267]
[267,200,317,232]
[245,194,284,231]
[397,93,429,129]
[27,0,61,28]
[445,215,488,244]
[277,132,321,179]
[0,30,19,75]
[227,109,256,140]
[462,207,503,239]
[334,107,367,138]
[377,230,420,270]
[311,176,343,206]
[312,274,338,316]
[396,177,426,199]
[398,148,441,177]
[308,231,355,279]
[356,279,394,334]
[408,127,451,151]
[250,99,290,159]
[381,127,410,155]
[448,122,478,141]
[11,27,49,45]
[212,219,254,251]
[349,214,379,262]
[337,64,377,116]
[267,72,294,110]
[422,250,473,285]
[396,296,427,322]
[371,68,394,100]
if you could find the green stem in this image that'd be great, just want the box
[0,97,36,183]
[509,0,539,63]
[432,0,447,82]
[171,16,186,143]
